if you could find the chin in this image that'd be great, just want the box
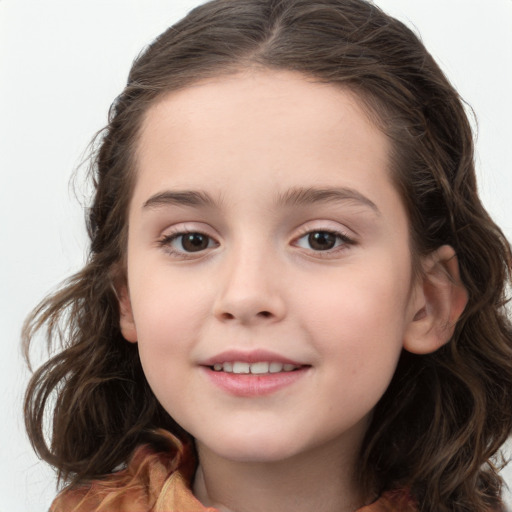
[196,430,304,463]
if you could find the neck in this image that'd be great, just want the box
[192,437,367,512]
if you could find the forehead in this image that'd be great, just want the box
[134,69,393,208]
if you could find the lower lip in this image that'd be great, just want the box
[202,367,309,397]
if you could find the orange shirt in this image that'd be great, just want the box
[51,433,416,512]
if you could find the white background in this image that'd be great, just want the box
[1,1,511,510]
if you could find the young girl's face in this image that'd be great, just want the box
[119,70,421,465]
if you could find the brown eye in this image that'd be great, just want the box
[180,233,211,252]
[307,231,337,251]
[294,229,353,254]
[159,231,217,255]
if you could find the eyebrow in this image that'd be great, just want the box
[142,186,379,214]
[143,190,217,209]
[277,186,380,214]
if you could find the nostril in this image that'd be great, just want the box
[215,307,280,323]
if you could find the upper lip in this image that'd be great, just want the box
[200,349,306,367]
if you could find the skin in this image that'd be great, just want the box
[118,69,467,512]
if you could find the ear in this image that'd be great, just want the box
[116,283,138,343]
[403,245,468,355]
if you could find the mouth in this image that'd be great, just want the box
[200,350,310,396]
[202,355,310,396]
[210,361,304,374]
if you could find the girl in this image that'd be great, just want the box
[22,0,512,511]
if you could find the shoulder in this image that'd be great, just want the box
[357,489,508,512]
[51,432,194,512]
[357,489,418,512]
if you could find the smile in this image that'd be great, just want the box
[211,362,302,374]
[201,350,310,395]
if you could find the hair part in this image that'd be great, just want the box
[23,1,512,510]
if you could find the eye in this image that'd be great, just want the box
[159,231,217,255]
[294,230,352,251]
[178,232,213,252]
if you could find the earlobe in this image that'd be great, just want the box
[403,245,468,355]
[116,284,138,343]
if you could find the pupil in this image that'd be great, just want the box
[182,233,208,252]
[308,231,336,250]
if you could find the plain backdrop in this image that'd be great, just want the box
[1,1,511,510]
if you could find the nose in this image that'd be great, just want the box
[213,246,286,325]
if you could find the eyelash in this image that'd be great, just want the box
[157,228,356,259]
[157,230,218,259]
[292,228,355,257]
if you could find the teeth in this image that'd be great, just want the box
[269,362,283,373]
[232,362,250,374]
[250,362,269,374]
[211,361,301,374]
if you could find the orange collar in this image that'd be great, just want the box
[51,432,416,512]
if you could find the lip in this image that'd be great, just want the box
[201,366,310,397]
[200,349,310,397]
[200,349,304,367]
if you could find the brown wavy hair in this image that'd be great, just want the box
[23,0,512,510]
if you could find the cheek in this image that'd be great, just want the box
[297,258,411,386]
[128,274,212,376]
[300,260,411,338]
[130,267,211,334]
